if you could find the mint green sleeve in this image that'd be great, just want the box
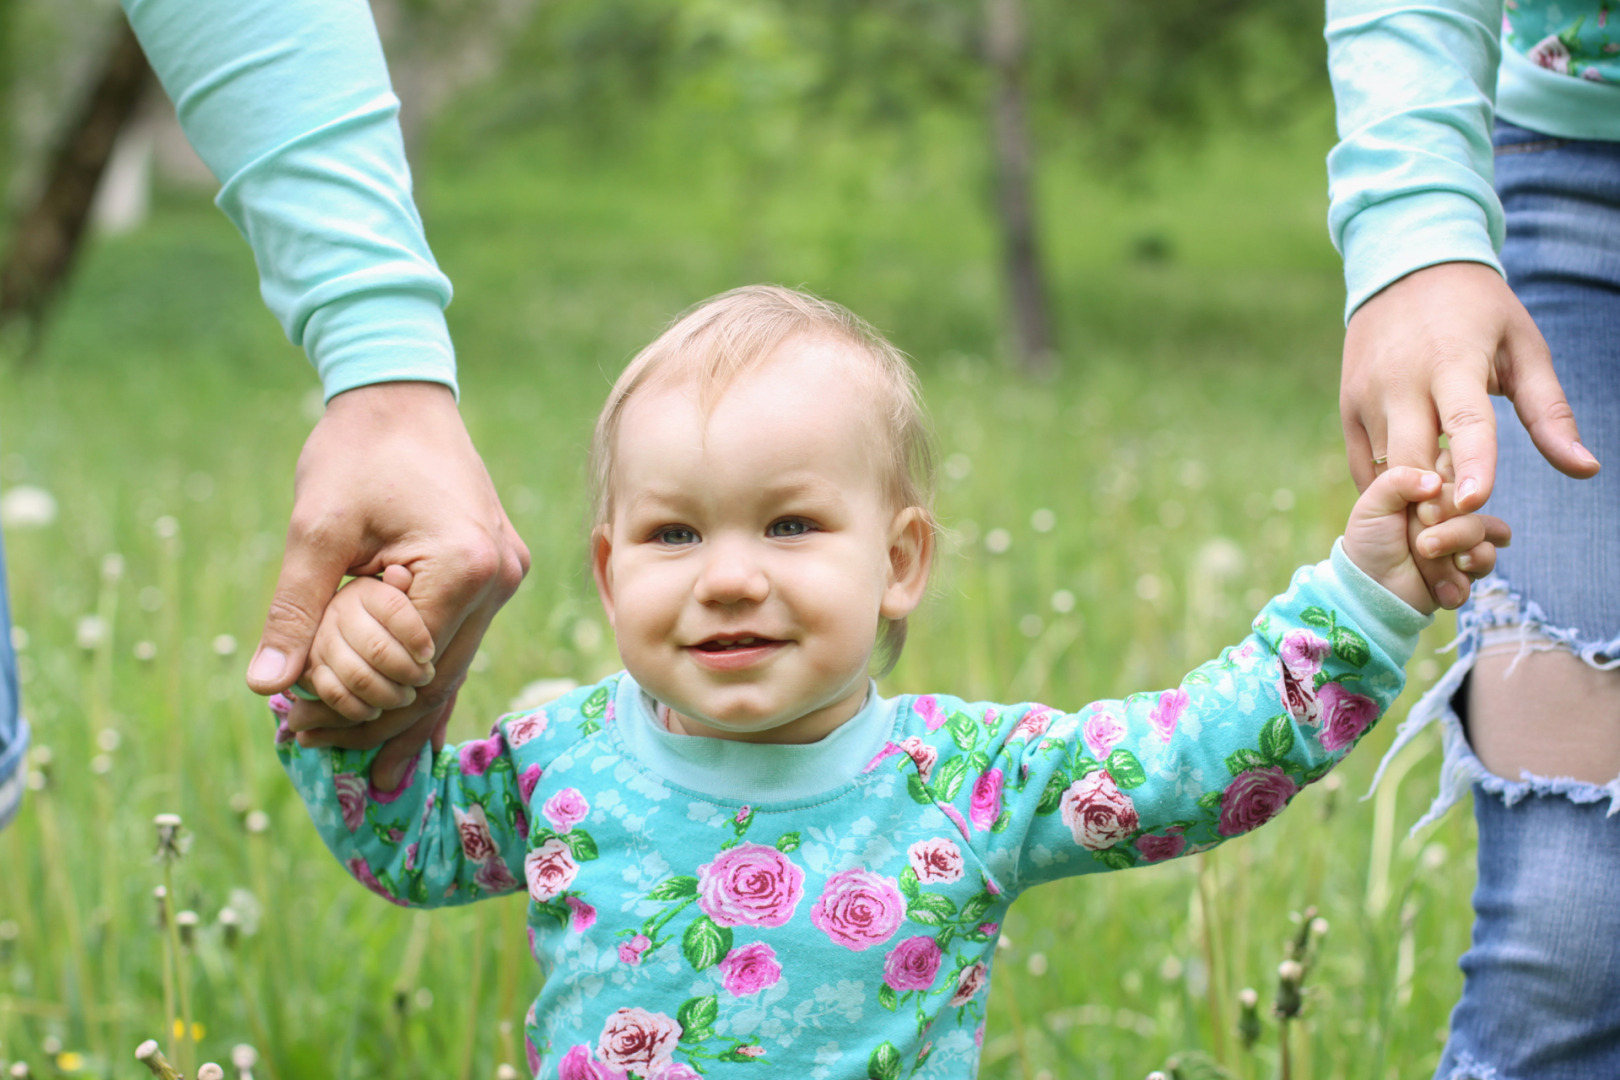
[272,706,528,908]
[120,0,457,399]
[972,544,1429,896]
[1326,0,1507,320]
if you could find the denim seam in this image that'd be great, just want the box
[1366,577,1620,832]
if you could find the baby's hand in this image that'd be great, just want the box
[298,565,436,724]
[1343,467,1510,615]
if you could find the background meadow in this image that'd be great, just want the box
[2,8,1475,1077]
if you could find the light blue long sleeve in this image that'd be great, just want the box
[121,0,457,399]
[1326,0,1620,320]
[1325,0,1507,321]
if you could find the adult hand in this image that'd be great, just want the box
[1341,262,1599,598]
[245,381,530,791]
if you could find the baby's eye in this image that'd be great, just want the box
[767,519,812,538]
[654,526,698,546]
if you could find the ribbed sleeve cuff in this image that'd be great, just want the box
[1321,537,1432,667]
[305,290,459,401]
[1340,190,1504,321]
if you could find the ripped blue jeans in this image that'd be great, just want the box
[1372,121,1620,1080]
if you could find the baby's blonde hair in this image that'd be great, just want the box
[589,284,936,672]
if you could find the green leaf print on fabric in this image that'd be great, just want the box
[1035,772,1068,815]
[868,1041,903,1080]
[906,891,956,926]
[565,830,599,862]
[1093,846,1136,871]
[677,994,719,1039]
[1331,625,1371,668]
[879,982,899,1011]
[774,831,801,854]
[905,773,933,806]
[1299,606,1332,629]
[946,711,979,751]
[1104,748,1146,790]
[682,914,732,971]
[933,756,970,801]
[1224,748,1270,774]
[1258,714,1295,763]
[649,876,700,901]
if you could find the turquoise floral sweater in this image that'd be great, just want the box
[274,545,1427,1080]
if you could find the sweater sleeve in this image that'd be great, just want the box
[918,544,1430,897]
[271,699,528,908]
[120,0,457,399]
[1325,0,1507,320]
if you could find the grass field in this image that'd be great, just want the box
[0,103,1478,1078]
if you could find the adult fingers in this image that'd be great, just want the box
[246,521,350,695]
[372,692,459,794]
[1383,400,1442,474]
[1431,362,1498,512]
[1342,411,1379,493]
[1500,320,1601,479]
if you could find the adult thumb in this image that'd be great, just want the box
[246,542,346,695]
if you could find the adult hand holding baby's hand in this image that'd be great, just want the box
[246,382,530,791]
[1343,465,1510,615]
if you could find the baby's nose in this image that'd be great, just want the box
[693,539,770,604]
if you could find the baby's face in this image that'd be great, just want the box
[593,338,929,743]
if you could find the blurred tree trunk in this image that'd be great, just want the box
[985,0,1054,377]
[0,17,149,357]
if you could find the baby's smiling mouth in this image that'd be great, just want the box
[693,635,783,652]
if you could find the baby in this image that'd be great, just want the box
[273,285,1504,1079]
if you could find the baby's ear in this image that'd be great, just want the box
[589,526,617,627]
[880,507,933,619]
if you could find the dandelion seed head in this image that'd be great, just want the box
[75,616,108,651]
[101,553,125,582]
[1030,508,1055,533]
[1321,773,1343,793]
[984,528,1012,555]
[0,921,18,942]
[1158,955,1183,981]
[231,1046,259,1069]
[1311,917,1329,937]
[944,453,972,481]
[245,810,270,835]
[133,640,157,662]
[135,1041,160,1062]
[1416,658,1441,684]
[1421,842,1448,870]
[1019,614,1044,639]
[29,746,52,770]
[154,812,181,829]
[1050,589,1075,614]
[1239,987,1259,1008]
[153,516,179,541]
[197,1065,224,1080]
[996,932,1013,951]
[413,987,434,1010]
[212,634,238,657]
[40,1037,60,1056]
[10,1062,31,1079]
[90,755,113,776]
[1135,574,1162,602]
[26,770,45,791]
[229,792,252,816]
[0,485,58,528]
[572,620,603,653]
[1272,487,1296,513]
[1278,959,1304,983]
[175,910,199,928]
[496,1067,519,1080]
[9,626,26,650]
[1026,951,1048,976]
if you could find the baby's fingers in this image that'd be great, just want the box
[341,579,435,690]
[1414,513,1509,561]
[1453,538,1500,580]
[1356,466,1443,521]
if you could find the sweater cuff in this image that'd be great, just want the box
[305,290,459,402]
[1340,189,1504,322]
[1319,537,1432,667]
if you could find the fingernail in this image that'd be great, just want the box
[1425,538,1442,557]
[1457,478,1479,504]
[248,647,287,685]
[1456,553,1473,571]
[1436,581,1460,608]
[1574,441,1599,467]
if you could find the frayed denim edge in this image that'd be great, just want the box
[1441,1051,1499,1080]
[1364,577,1620,834]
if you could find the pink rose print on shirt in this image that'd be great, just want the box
[558,1045,625,1080]
[505,711,548,748]
[597,1007,681,1076]
[525,837,579,902]
[458,732,504,776]
[899,736,938,783]
[1012,706,1052,741]
[883,935,943,991]
[916,695,947,731]
[543,787,590,832]
[810,869,904,951]
[474,856,518,894]
[653,1065,705,1079]
[969,768,1004,831]
[949,961,990,1006]
[1082,710,1126,761]
[1135,827,1187,863]
[696,842,805,928]
[862,741,904,773]
[1218,766,1300,837]
[939,802,971,840]
[717,941,782,996]
[618,933,651,965]
[518,764,543,804]
[1276,663,1321,726]
[333,772,367,834]
[1316,682,1379,752]
[1149,688,1189,743]
[566,895,597,931]
[455,803,499,862]
[344,857,407,906]
[1528,33,1572,73]
[908,837,965,884]
[1060,771,1140,851]
[1279,630,1330,677]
